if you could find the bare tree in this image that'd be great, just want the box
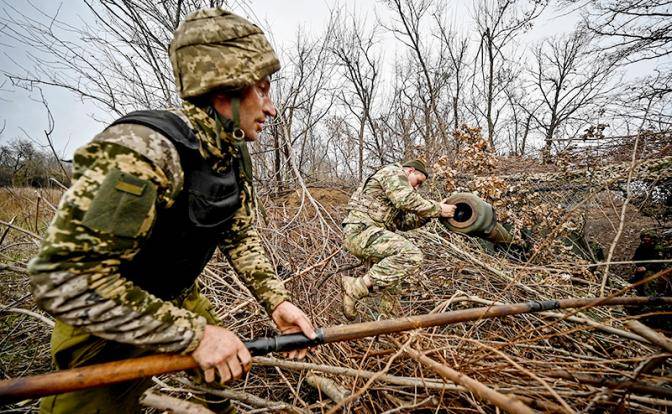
[528,31,617,162]
[472,0,545,148]
[0,0,230,115]
[264,26,336,188]
[435,24,470,135]
[0,139,60,187]
[572,0,672,62]
[603,71,672,155]
[503,82,537,156]
[329,7,381,180]
[568,0,671,103]
[381,0,453,159]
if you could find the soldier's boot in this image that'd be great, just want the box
[341,276,369,320]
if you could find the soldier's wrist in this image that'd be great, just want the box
[264,293,291,316]
[182,315,208,354]
[432,201,443,217]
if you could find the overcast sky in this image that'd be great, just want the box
[0,1,662,158]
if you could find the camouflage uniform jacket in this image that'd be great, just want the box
[343,163,442,232]
[28,102,290,354]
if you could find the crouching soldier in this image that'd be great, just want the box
[28,8,315,413]
[340,160,456,320]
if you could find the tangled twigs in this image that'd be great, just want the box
[0,219,42,244]
[253,356,464,392]
[175,378,309,414]
[392,338,536,414]
[545,370,672,399]
[325,335,415,414]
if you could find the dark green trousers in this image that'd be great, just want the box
[40,287,231,414]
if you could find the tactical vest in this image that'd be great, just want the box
[344,166,399,230]
[109,110,242,300]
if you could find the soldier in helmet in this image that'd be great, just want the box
[630,229,665,296]
[627,229,671,330]
[340,160,456,320]
[29,8,315,413]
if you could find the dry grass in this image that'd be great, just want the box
[0,156,670,413]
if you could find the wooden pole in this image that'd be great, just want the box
[1,296,670,404]
[322,296,672,342]
[0,353,197,403]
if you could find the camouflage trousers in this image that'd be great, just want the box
[343,223,424,288]
[39,285,233,414]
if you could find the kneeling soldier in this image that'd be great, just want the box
[341,160,456,320]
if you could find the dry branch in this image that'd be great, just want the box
[176,379,309,414]
[140,390,215,414]
[624,320,672,353]
[396,340,536,414]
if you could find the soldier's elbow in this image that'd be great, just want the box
[30,278,55,314]
[29,270,68,316]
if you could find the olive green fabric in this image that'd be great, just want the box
[81,168,157,238]
[39,288,226,414]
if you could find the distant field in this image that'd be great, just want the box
[0,186,62,396]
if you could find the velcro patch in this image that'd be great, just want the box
[82,168,157,238]
[115,180,145,196]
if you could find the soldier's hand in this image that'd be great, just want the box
[440,202,456,218]
[271,301,317,360]
[192,325,251,384]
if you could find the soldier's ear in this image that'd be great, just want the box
[211,93,233,118]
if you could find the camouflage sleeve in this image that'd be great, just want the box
[395,212,431,231]
[377,166,442,218]
[218,182,290,315]
[28,124,206,354]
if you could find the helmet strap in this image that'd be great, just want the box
[231,97,245,140]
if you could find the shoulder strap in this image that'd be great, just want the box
[108,110,198,152]
[362,165,387,191]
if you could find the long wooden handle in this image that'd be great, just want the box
[322,296,672,342]
[0,353,197,404]
[0,331,326,404]
[2,296,670,404]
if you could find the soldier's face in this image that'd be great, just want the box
[238,77,277,141]
[215,77,277,141]
[407,170,427,190]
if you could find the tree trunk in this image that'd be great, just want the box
[272,127,283,194]
[521,113,532,156]
[486,28,495,148]
[358,112,366,181]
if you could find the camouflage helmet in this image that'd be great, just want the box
[640,229,658,240]
[169,8,280,99]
